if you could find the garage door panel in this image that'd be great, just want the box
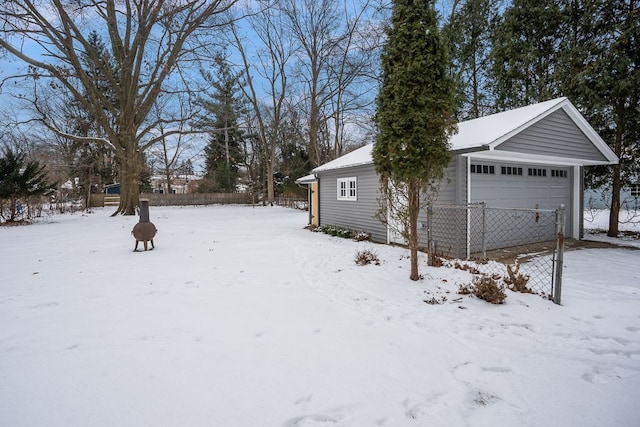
[469,161,572,247]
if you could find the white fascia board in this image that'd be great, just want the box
[295,174,318,184]
[461,150,611,167]
[560,104,619,164]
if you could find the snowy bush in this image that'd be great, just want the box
[354,249,380,266]
[503,264,533,294]
[352,231,371,241]
[473,276,507,304]
[458,275,507,304]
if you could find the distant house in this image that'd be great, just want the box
[104,183,120,194]
[297,97,618,252]
[150,175,201,194]
[584,185,640,210]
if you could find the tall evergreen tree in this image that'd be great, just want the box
[576,0,639,237]
[374,0,457,281]
[490,0,564,108]
[199,55,246,193]
[65,31,119,205]
[445,0,502,119]
[495,0,639,236]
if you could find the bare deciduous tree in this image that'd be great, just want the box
[0,0,237,215]
[281,0,379,166]
[231,2,294,205]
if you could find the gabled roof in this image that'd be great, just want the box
[313,97,617,172]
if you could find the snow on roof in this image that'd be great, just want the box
[295,173,317,184]
[313,144,374,172]
[313,97,615,172]
[451,97,567,150]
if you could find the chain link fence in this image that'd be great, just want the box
[426,203,565,303]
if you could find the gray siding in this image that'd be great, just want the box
[432,159,459,204]
[498,109,608,162]
[317,164,387,243]
[418,160,467,254]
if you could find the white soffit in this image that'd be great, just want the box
[461,150,603,166]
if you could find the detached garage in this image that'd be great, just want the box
[297,97,618,251]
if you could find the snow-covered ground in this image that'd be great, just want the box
[1,205,639,427]
[583,209,640,248]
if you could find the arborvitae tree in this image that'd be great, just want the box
[374,0,457,281]
[0,150,55,222]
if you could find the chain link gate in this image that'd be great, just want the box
[426,203,566,304]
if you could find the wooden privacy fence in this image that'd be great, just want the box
[90,192,253,207]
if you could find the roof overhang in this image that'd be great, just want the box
[460,149,615,167]
[295,174,317,184]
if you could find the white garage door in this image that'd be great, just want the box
[469,162,572,248]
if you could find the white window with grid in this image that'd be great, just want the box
[337,177,357,201]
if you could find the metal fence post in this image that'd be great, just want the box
[553,204,566,305]
[427,204,433,266]
[481,202,487,261]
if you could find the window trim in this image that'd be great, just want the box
[337,177,357,201]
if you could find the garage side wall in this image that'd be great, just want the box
[317,164,387,243]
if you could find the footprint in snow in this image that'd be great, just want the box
[32,302,59,309]
[403,393,446,420]
[283,414,339,426]
[283,404,357,427]
[582,365,639,384]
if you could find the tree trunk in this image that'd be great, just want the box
[266,156,275,206]
[113,143,140,216]
[165,169,172,194]
[408,178,421,281]
[608,129,623,236]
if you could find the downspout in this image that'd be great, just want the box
[315,174,320,226]
[466,156,471,260]
[574,166,582,239]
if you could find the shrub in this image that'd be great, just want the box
[473,276,507,304]
[315,225,370,241]
[503,264,533,293]
[454,261,480,275]
[458,275,507,304]
[352,231,371,241]
[354,249,380,266]
[424,295,447,305]
[457,283,474,295]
